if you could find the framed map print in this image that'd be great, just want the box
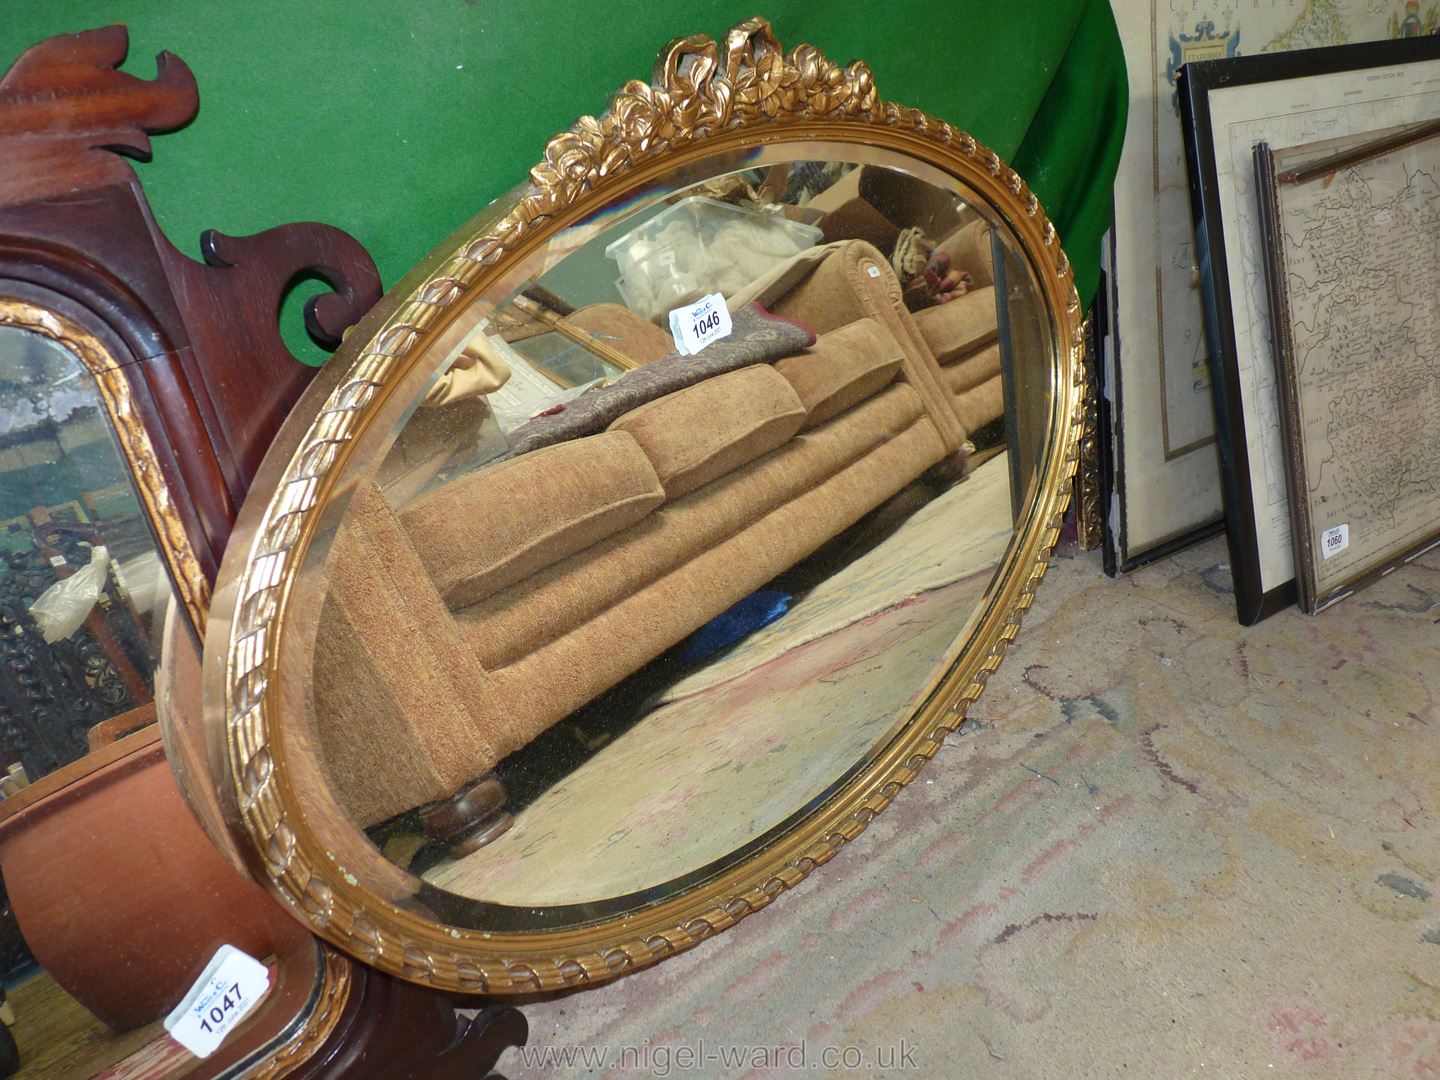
[1177,33,1440,623]
[1254,121,1440,613]
[1104,2,1437,579]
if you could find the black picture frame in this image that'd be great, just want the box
[1177,34,1440,624]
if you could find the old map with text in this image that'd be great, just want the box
[1269,135,1440,602]
[1111,0,1432,562]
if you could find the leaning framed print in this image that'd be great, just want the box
[1101,2,1423,579]
[1102,6,1233,577]
[1253,121,1440,613]
[1177,34,1440,624]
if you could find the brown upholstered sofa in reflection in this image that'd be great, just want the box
[808,166,1003,437]
[312,239,980,850]
[911,219,1004,437]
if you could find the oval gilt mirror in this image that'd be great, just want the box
[200,18,1082,994]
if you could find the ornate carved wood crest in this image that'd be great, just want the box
[0,25,384,624]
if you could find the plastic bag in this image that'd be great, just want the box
[28,545,110,643]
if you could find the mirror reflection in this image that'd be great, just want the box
[0,328,171,781]
[0,325,335,1079]
[300,159,1055,915]
[0,325,189,1077]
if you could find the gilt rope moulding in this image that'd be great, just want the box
[202,17,1084,994]
[0,301,211,632]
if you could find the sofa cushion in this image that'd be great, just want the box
[609,364,807,500]
[400,430,665,609]
[484,410,949,758]
[955,374,1005,436]
[775,317,902,429]
[913,286,999,364]
[913,287,999,365]
[505,302,815,456]
[459,384,927,670]
[764,239,968,455]
[942,342,1001,395]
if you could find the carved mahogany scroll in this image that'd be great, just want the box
[0,25,382,613]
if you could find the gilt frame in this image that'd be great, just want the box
[0,300,211,629]
[204,17,1085,995]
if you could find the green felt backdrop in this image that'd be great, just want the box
[5,2,1125,345]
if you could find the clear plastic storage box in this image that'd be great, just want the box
[605,196,822,320]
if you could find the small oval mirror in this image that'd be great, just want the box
[201,18,1082,993]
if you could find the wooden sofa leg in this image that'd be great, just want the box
[417,774,513,857]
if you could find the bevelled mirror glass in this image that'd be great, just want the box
[198,19,1082,994]
[0,324,174,778]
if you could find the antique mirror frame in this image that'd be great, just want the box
[204,18,1084,995]
[0,180,351,1080]
[0,25,525,1080]
[0,301,211,628]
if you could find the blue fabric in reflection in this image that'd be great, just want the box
[680,589,791,663]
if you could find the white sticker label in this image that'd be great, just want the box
[48,555,66,567]
[866,264,882,278]
[668,293,732,356]
[1321,523,1349,560]
[164,945,270,1058]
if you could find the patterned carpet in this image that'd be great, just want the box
[505,535,1440,1079]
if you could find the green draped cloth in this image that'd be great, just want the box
[5,1,1125,313]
